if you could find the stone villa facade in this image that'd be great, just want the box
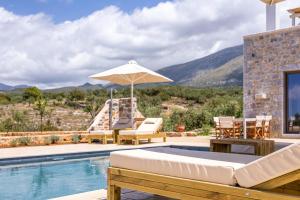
[243,26,300,138]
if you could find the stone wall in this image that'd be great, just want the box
[243,26,300,138]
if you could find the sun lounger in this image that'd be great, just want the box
[107,143,300,199]
[118,118,166,145]
[87,130,114,144]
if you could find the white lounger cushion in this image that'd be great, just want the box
[118,130,154,135]
[110,148,259,186]
[119,118,162,135]
[89,130,113,135]
[235,142,300,188]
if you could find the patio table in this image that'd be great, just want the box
[210,138,275,156]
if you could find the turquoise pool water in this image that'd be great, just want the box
[0,157,109,200]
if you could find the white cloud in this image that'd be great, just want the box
[0,0,298,88]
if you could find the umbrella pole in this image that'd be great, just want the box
[109,88,113,130]
[131,82,134,128]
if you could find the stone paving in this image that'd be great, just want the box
[0,136,212,160]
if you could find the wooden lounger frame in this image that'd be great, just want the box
[117,132,166,145]
[107,167,300,200]
[87,134,114,144]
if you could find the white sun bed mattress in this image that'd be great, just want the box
[235,142,300,188]
[89,130,113,135]
[110,147,259,186]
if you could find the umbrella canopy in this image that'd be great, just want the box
[89,60,173,128]
[90,60,173,85]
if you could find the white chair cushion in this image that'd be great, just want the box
[119,130,154,135]
[235,142,300,188]
[89,130,113,135]
[110,148,259,186]
[119,118,162,135]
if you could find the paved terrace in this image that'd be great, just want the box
[0,136,213,159]
[0,136,299,160]
[1,136,299,200]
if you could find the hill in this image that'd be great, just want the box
[0,83,30,91]
[44,83,104,93]
[157,45,243,87]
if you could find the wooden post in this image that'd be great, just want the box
[134,138,139,145]
[163,136,166,142]
[103,135,107,144]
[107,168,121,200]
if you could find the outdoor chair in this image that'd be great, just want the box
[117,118,166,145]
[87,130,114,144]
[254,117,266,139]
[213,117,221,139]
[255,115,272,139]
[219,117,241,138]
[107,143,300,200]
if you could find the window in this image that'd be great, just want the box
[286,73,300,134]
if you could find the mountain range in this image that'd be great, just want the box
[0,83,30,91]
[0,45,243,91]
[157,45,243,87]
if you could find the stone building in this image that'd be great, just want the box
[243,25,300,138]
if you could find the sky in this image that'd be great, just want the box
[0,0,299,88]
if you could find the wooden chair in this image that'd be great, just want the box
[264,115,272,138]
[255,115,272,139]
[219,117,241,138]
[118,118,166,145]
[255,119,266,139]
[213,117,221,139]
[87,130,114,144]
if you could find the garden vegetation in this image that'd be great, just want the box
[0,86,243,134]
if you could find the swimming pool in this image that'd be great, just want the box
[0,157,109,200]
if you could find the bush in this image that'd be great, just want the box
[44,137,51,145]
[72,134,81,144]
[10,139,18,147]
[142,106,161,118]
[67,89,85,101]
[200,124,211,136]
[50,135,60,144]
[18,136,32,146]
[0,93,11,105]
[162,116,174,132]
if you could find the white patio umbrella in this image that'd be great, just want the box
[89,60,173,128]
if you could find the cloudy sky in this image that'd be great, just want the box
[0,0,299,88]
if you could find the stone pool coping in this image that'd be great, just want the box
[0,144,209,166]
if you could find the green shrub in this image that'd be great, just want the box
[71,134,81,144]
[10,139,18,147]
[44,137,51,145]
[143,106,161,118]
[18,136,32,146]
[200,124,211,136]
[162,116,174,132]
[50,135,60,144]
